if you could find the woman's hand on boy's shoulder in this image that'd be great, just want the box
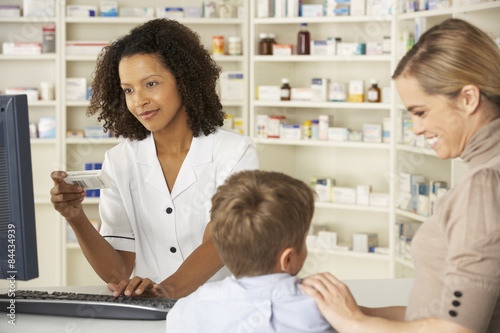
[108,276,170,298]
[301,272,365,331]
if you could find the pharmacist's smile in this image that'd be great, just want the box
[138,109,159,121]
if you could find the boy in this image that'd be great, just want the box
[166,170,336,332]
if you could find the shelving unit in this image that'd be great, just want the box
[249,1,500,280]
[393,0,500,278]
[0,0,63,289]
[249,3,397,280]
[0,0,249,288]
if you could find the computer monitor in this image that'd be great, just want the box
[0,94,38,281]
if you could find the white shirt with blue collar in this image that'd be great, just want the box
[98,128,259,283]
[166,273,337,333]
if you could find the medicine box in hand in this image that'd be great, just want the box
[65,169,112,190]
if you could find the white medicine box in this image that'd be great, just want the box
[220,72,244,101]
[352,233,378,252]
[66,78,87,101]
[24,0,55,17]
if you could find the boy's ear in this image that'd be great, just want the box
[279,248,294,273]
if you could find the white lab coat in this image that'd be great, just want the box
[98,128,259,283]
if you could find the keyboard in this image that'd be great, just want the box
[0,290,177,320]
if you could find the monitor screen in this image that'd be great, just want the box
[0,94,38,281]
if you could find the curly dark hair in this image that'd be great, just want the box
[88,19,225,140]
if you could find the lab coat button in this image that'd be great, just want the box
[454,291,462,298]
[166,207,173,214]
[449,310,457,317]
[170,247,177,253]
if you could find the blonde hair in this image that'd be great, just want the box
[210,170,315,278]
[393,19,500,113]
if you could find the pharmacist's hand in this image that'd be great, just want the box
[301,272,365,331]
[108,276,170,298]
[50,171,86,220]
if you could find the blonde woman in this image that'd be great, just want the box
[301,18,500,333]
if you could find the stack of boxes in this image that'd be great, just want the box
[397,173,448,217]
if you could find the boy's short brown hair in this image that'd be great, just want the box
[210,170,315,278]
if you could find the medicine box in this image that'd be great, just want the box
[100,1,117,17]
[383,117,391,143]
[257,86,280,101]
[42,24,56,53]
[67,5,97,17]
[256,115,268,139]
[337,43,366,56]
[66,78,87,101]
[356,185,371,205]
[329,82,346,102]
[310,40,328,56]
[67,130,84,138]
[290,88,312,101]
[220,72,244,101]
[280,124,302,140]
[203,2,217,17]
[412,182,428,213]
[403,117,415,145]
[311,78,330,102]
[257,0,272,18]
[328,127,349,142]
[366,42,383,55]
[3,42,41,55]
[332,187,357,205]
[318,115,331,141]
[417,194,429,216]
[400,173,424,194]
[185,7,202,17]
[326,37,340,55]
[315,178,335,203]
[351,0,366,15]
[24,0,55,17]
[156,7,184,18]
[301,4,324,16]
[84,126,111,139]
[66,41,109,55]
[330,5,350,16]
[119,7,154,17]
[273,44,293,56]
[38,117,56,138]
[352,233,378,253]
[267,116,285,138]
[0,6,21,17]
[363,123,382,143]
[348,130,363,142]
[348,80,364,102]
[5,87,38,101]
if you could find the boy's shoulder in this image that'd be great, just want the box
[167,274,336,332]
